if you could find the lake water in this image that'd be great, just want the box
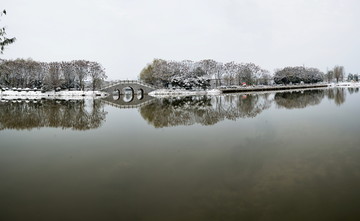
[1,88,360,221]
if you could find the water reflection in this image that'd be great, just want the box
[334,88,346,106]
[140,94,272,128]
[140,88,349,128]
[274,90,325,109]
[0,88,352,130]
[1,87,360,220]
[0,99,107,131]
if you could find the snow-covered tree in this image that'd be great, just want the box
[354,74,359,82]
[73,60,90,91]
[0,9,16,54]
[224,62,237,85]
[89,62,106,91]
[44,62,63,90]
[0,59,107,90]
[274,66,324,84]
[333,66,344,83]
[139,59,271,88]
[325,70,334,83]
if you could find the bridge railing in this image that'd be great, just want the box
[101,80,159,90]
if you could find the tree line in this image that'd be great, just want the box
[140,59,356,89]
[139,59,272,88]
[325,66,359,83]
[0,59,107,91]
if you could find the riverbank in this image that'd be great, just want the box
[149,89,222,97]
[0,90,107,100]
[333,82,360,88]
[148,82,360,97]
[220,83,328,93]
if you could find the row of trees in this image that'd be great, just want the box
[325,66,345,83]
[0,59,107,91]
[140,59,357,89]
[139,59,271,88]
[325,66,359,83]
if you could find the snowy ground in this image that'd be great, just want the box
[149,89,221,97]
[149,83,360,97]
[0,90,107,100]
[331,82,360,87]
[2,82,359,100]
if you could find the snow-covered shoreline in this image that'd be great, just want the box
[149,82,360,97]
[332,82,360,87]
[1,82,359,99]
[0,90,107,100]
[149,89,221,97]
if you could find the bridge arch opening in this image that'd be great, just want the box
[137,88,144,100]
[122,86,134,103]
[112,89,120,100]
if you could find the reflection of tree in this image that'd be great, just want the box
[214,94,272,120]
[334,88,346,106]
[348,87,355,95]
[275,90,325,109]
[325,88,346,106]
[0,99,107,130]
[326,88,335,100]
[139,88,354,128]
[140,96,213,128]
[275,88,348,109]
[140,95,272,128]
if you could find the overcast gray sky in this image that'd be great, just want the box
[2,0,360,79]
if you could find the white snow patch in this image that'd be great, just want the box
[333,82,360,88]
[149,89,221,97]
[0,90,107,100]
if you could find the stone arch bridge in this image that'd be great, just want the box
[101,80,156,96]
[101,80,157,107]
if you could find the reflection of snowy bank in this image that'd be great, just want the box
[332,82,360,88]
[150,83,360,97]
[0,90,107,100]
[149,89,221,97]
[148,87,322,97]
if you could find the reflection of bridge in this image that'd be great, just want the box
[101,95,156,109]
[101,80,157,108]
[101,80,156,96]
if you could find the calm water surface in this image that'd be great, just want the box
[1,88,360,221]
